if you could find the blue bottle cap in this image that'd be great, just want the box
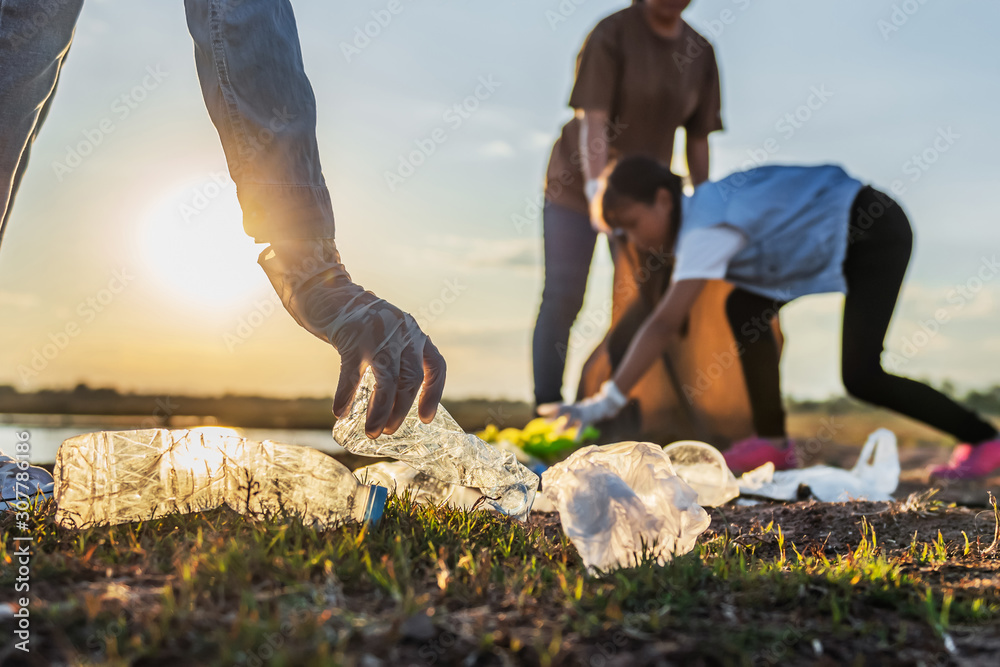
[362,484,388,525]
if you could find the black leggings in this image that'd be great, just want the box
[726,186,997,444]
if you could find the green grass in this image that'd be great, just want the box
[2,496,999,666]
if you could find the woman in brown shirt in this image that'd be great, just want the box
[532,0,724,406]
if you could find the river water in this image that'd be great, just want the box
[1,421,345,465]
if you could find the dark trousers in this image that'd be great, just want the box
[532,202,600,405]
[724,186,998,444]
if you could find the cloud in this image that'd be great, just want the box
[479,140,516,158]
[439,235,540,270]
[524,130,555,150]
[0,291,39,309]
[383,235,540,274]
[897,281,999,320]
[431,318,531,348]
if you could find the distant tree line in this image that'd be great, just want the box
[0,383,334,429]
[2,380,997,431]
[787,382,1000,416]
[0,383,535,432]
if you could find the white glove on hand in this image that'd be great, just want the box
[258,239,446,438]
[537,380,628,433]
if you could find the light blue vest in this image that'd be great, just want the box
[680,164,865,302]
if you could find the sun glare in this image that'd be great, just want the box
[137,179,268,308]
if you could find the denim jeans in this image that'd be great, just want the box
[0,0,335,246]
[532,201,600,406]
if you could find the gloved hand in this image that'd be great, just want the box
[258,239,446,438]
[537,380,628,433]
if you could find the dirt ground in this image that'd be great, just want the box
[523,495,1000,666]
[13,421,1000,666]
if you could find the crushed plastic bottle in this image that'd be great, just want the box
[53,429,387,529]
[355,461,456,505]
[738,428,899,502]
[354,461,487,510]
[541,441,711,572]
[333,369,537,520]
[662,441,739,507]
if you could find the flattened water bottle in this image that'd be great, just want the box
[333,369,537,520]
[53,429,387,529]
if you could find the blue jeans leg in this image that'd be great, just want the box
[532,202,598,405]
[0,0,84,246]
[184,0,335,242]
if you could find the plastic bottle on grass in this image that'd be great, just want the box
[355,460,456,506]
[662,441,739,507]
[333,368,537,520]
[354,461,488,510]
[53,429,387,529]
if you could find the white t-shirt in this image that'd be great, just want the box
[672,225,748,282]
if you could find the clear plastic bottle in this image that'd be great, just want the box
[662,441,740,507]
[53,429,387,529]
[355,460,457,506]
[355,461,490,511]
[333,369,537,520]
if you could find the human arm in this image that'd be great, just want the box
[686,134,711,186]
[537,279,706,430]
[567,15,621,232]
[612,226,748,393]
[182,1,447,438]
[578,108,612,230]
[540,224,747,429]
[611,279,706,394]
[683,48,723,187]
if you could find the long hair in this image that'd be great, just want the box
[601,155,684,253]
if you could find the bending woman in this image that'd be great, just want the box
[533,0,724,407]
[541,156,1000,479]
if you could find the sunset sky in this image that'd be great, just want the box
[1,0,998,402]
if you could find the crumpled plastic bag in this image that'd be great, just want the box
[662,441,740,507]
[333,369,538,520]
[541,441,711,572]
[739,428,899,502]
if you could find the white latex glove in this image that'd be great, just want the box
[537,380,628,433]
[258,239,446,438]
[585,178,611,234]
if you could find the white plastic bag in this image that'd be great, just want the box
[662,441,739,507]
[738,428,899,502]
[541,442,711,572]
